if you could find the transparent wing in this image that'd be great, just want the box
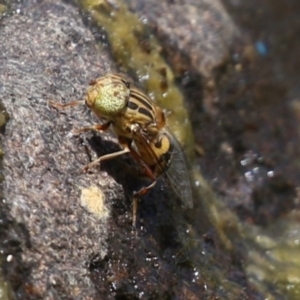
[162,129,193,208]
[133,126,193,209]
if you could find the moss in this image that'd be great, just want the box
[0,277,13,300]
[0,4,8,17]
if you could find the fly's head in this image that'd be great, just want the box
[85,74,131,120]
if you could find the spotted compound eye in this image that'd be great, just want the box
[86,75,131,119]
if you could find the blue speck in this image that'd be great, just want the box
[255,41,268,56]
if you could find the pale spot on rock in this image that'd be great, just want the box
[80,186,109,220]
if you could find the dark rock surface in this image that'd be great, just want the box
[0,0,263,299]
[0,1,115,298]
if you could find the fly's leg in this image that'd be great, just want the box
[71,122,111,136]
[132,195,138,228]
[129,147,156,227]
[133,172,157,197]
[83,147,130,173]
[48,100,85,109]
[129,147,157,227]
[50,99,116,170]
[49,99,112,136]
[129,124,158,196]
[83,136,132,173]
[128,146,157,197]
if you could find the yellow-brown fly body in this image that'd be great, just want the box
[49,73,193,209]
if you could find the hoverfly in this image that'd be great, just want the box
[49,74,193,212]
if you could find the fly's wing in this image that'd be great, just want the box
[132,126,193,208]
[162,129,194,209]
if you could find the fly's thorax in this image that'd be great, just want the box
[85,74,130,119]
[127,88,165,129]
[114,87,166,140]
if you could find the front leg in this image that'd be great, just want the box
[127,145,157,227]
[48,100,85,109]
[71,122,112,136]
[49,99,112,135]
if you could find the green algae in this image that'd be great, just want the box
[0,4,8,17]
[0,275,13,300]
[0,1,11,20]
[244,212,300,298]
